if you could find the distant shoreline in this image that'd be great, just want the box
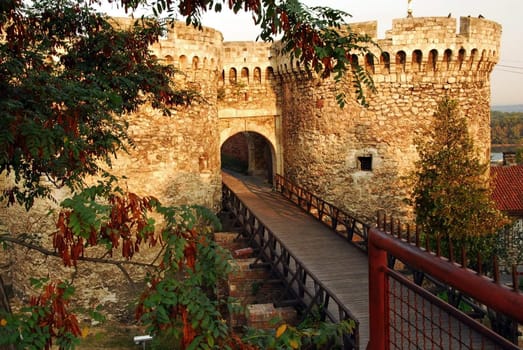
[491,104,523,113]
[492,144,522,152]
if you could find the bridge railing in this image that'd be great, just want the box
[222,182,360,349]
[274,174,371,252]
[273,174,522,347]
[368,226,523,350]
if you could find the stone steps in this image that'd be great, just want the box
[214,232,297,330]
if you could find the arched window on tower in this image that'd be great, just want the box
[412,50,422,71]
[380,52,391,74]
[351,54,359,68]
[220,69,225,85]
[266,67,275,81]
[396,51,406,72]
[241,67,249,83]
[192,56,199,70]
[490,50,497,71]
[365,53,375,74]
[443,49,452,70]
[253,67,261,84]
[179,55,187,70]
[458,48,466,70]
[478,50,490,71]
[428,49,438,72]
[469,48,478,69]
[229,67,237,84]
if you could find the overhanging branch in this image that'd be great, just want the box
[0,235,160,269]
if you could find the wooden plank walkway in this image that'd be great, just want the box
[222,172,370,347]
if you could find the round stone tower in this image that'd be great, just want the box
[109,20,225,210]
[274,16,501,220]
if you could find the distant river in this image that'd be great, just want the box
[491,104,523,112]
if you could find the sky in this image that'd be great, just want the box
[102,0,523,106]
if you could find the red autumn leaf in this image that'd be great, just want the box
[181,306,196,348]
[184,241,196,270]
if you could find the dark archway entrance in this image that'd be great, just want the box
[221,131,274,184]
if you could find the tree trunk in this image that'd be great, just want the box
[0,275,15,350]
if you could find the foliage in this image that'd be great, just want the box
[0,278,84,350]
[241,317,356,350]
[54,178,159,266]
[490,111,523,145]
[408,98,507,241]
[134,205,234,349]
[437,290,473,313]
[517,149,523,164]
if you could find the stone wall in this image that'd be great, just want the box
[218,42,280,116]
[106,20,224,210]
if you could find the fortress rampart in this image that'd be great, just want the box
[2,15,502,221]
[71,15,507,218]
[272,17,500,79]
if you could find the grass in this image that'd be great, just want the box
[77,321,147,349]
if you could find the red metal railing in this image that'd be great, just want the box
[368,227,523,350]
[229,174,523,348]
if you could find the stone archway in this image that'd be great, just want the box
[219,114,283,181]
[221,131,275,184]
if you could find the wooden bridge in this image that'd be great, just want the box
[221,171,523,350]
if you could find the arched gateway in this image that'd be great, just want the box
[218,113,283,182]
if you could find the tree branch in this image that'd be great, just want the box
[116,263,137,289]
[0,235,160,269]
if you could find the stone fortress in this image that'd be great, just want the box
[0,13,502,323]
[113,14,501,222]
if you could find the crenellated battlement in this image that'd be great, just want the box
[270,16,501,84]
[220,42,274,86]
[151,21,223,73]
[112,15,500,95]
[110,18,224,74]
